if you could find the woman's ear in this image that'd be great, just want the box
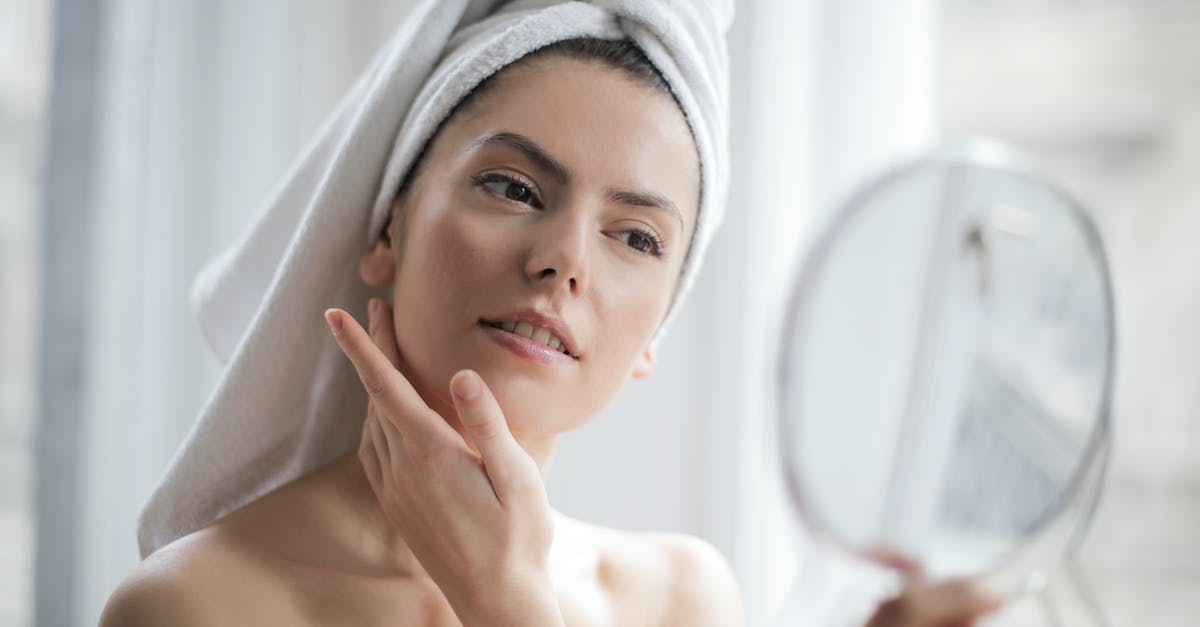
[631,346,657,380]
[359,213,398,287]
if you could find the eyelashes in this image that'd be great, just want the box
[612,228,666,257]
[471,170,667,258]
[472,171,543,208]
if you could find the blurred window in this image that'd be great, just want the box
[0,1,52,626]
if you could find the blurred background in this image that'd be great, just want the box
[2,0,1198,625]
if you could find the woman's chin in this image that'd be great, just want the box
[472,370,587,434]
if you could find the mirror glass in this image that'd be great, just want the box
[779,142,1115,580]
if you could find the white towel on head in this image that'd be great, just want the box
[137,0,732,558]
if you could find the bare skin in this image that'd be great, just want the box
[99,52,997,627]
[100,450,738,627]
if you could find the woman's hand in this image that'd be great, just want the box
[864,553,1001,627]
[325,298,563,627]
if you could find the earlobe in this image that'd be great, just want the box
[631,347,657,380]
[360,202,408,288]
[358,237,396,287]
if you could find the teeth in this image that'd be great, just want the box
[490,319,569,355]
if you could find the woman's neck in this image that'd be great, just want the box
[326,451,428,577]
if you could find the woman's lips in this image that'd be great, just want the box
[478,322,578,366]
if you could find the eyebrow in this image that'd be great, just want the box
[606,189,684,232]
[467,131,685,231]
[469,131,571,183]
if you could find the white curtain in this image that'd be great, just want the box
[70,1,936,625]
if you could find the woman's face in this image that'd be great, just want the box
[360,55,700,441]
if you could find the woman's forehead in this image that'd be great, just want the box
[440,56,701,225]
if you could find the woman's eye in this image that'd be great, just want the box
[615,229,665,257]
[476,173,540,207]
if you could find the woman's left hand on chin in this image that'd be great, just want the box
[325,298,563,627]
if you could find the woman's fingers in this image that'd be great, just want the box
[908,580,1000,627]
[449,369,540,505]
[334,304,542,509]
[326,307,447,443]
[868,578,1001,627]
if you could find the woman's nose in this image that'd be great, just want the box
[523,209,590,297]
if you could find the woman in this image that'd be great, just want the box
[100,3,998,625]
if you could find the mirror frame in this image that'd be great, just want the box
[776,138,1118,578]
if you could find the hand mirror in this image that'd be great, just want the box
[777,140,1116,585]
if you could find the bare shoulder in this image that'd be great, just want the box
[98,527,291,627]
[645,533,745,627]
[579,521,745,627]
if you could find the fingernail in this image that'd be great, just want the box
[324,309,342,334]
[453,371,481,401]
[368,297,378,319]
